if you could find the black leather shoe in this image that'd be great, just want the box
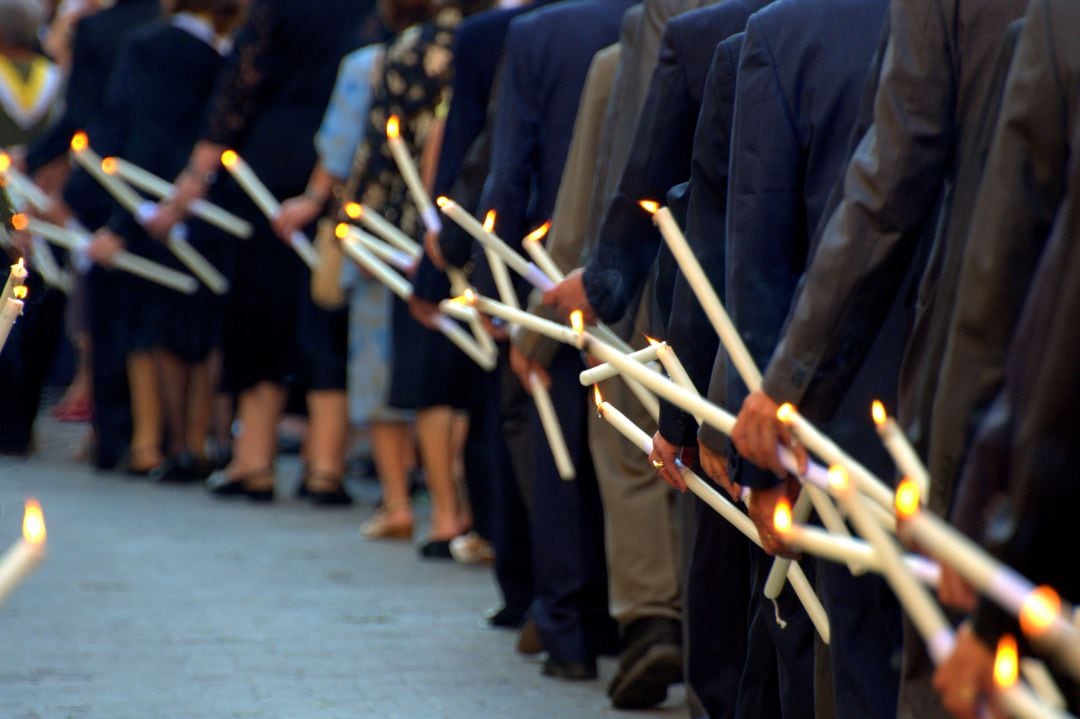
[418,539,454,559]
[484,606,525,629]
[607,617,683,709]
[153,452,215,483]
[208,468,275,502]
[541,657,597,681]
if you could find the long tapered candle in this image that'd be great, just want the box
[70,132,137,208]
[2,257,27,300]
[872,400,930,501]
[432,314,498,371]
[341,224,415,272]
[437,198,552,289]
[481,211,520,309]
[343,202,421,258]
[0,154,50,210]
[109,158,252,238]
[23,217,198,294]
[0,285,25,352]
[522,222,562,281]
[595,391,829,644]
[438,298,497,359]
[220,150,319,269]
[0,499,47,605]
[993,636,1071,719]
[30,237,71,294]
[385,116,440,233]
[466,291,581,346]
[531,372,576,480]
[579,344,665,385]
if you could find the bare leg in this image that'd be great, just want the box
[451,412,472,528]
[305,389,348,490]
[416,406,462,540]
[366,420,414,529]
[156,350,190,457]
[185,359,213,458]
[227,381,286,489]
[127,351,164,470]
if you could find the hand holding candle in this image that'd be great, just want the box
[0,499,47,605]
[0,283,26,354]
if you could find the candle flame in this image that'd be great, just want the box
[386,115,401,140]
[0,152,10,172]
[15,257,24,271]
[70,131,88,153]
[638,200,660,215]
[13,285,27,300]
[644,334,661,347]
[593,385,603,408]
[22,498,45,545]
[334,223,350,240]
[894,478,921,519]
[463,288,477,305]
[777,403,797,424]
[570,310,585,336]
[220,150,239,168]
[827,465,850,491]
[524,222,551,244]
[482,210,496,234]
[1020,586,1062,637]
[871,400,887,427]
[100,157,119,175]
[11,213,28,231]
[344,202,363,220]
[773,498,793,535]
[436,196,450,209]
[993,635,1019,688]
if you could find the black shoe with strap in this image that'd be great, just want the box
[207,467,276,503]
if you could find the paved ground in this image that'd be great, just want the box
[0,416,686,719]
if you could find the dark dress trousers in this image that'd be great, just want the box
[478,0,637,665]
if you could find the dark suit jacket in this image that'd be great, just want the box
[930,0,1080,519]
[757,0,1029,431]
[477,0,637,298]
[25,0,161,172]
[582,0,772,325]
[695,0,891,491]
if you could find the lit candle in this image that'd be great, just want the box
[0,152,50,210]
[339,224,415,273]
[829,467,955,664]
[595,389,830,644]
[432,314,498,372]
[993,635,1067,719]
[2,257,27,300]
[0,284,26,352]
[522,222,562,282]
[110,157,252,239]
[872,400,930,501]
[465,290,580,346]
[773,501,939,586]
[30,237,71,294]
[385,116,440,233]
[895,479,1080,677]
[481,210,520,309]
[530,371,575,480]
[578,343,665,386]
[164,224,229,295]
[438,298,496,359]
[23,216,198,295]
[69,132,137,210]
[0,499,47,605]
[640,200,762,391]
[343,202,421,258]
[220,150,320,270]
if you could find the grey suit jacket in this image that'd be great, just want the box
[929,0,1080,520]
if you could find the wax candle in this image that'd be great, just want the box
[595,390,830,644]
[385,116,441,233]
[2,257,27,300]
[432,314,497,372]
[436,198,552,290]
[220,150,319,269]
[578,343,664,386]
[640,200,762,391]
[343,202,421,258]
[0,285,26,352]
[0,153,50,210]
[111,158,252,239]
[30,237,71,294]
[993,636,1068,719]
[438,298,497,359]
[24,217,198,295]
[481,211,520,310]
[872,400,930,501]
[0,499,47,605]
[165,224,228,295]
[70,132,136,209]
[339,224,415,272]
[522,222,562,282]
[466,291,581,346]
[530,372,576,480]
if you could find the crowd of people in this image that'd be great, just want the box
[0,0,1077,717]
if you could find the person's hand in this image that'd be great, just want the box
[509,345,550,394]
[31,155,69,196]
[541,268,596,324]
[732,390,808,478]
[87,228,124,267]
[142,201,184,240]
[699,441,742,501]
[408,294,441,330]
[649,432,688,492]
[424,230,447,271]
[933,624,999,719]
[273,195,322,242]
[747,477,801,558]
[938,564,978,612]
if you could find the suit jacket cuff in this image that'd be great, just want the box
[658,400,698,447]
[762,349,815,407]
[582,262,628,324]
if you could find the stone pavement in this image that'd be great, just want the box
[0,417,686,719]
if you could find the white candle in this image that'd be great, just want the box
[872,400,931,501]
[0,290,25,353]
[641,201,762,391]
[343,202,421,258]
[111,158,252,239]
[220,150,319,270]
[385,116,441,233]
[480,210,520,310]
[467,291,580,346]
[522,222,562,282]
[25,217,198,295]
[530,372,575,480]
[438,299,497,360]
[829,467,955,664]
[595,393,830,644]
[2,257,27,300]
[344,225,416,272]
[763,490,815,600]
[432,315,497,371]
[993,636,1068,719]
[165,225,228,295]
[30,237,71,294]
[0,499,47,605]
[579,343,664,385]
[0,153,50,210]
[70,132,141,211]
[437,198,552,290]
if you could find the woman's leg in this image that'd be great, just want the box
[156,350,190,457]
[185,358,213,458]
[416,405,463,540]
[227,380,286,489]
[127,351,164,470]
[305,388,348,489]
[364,420,414,532]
